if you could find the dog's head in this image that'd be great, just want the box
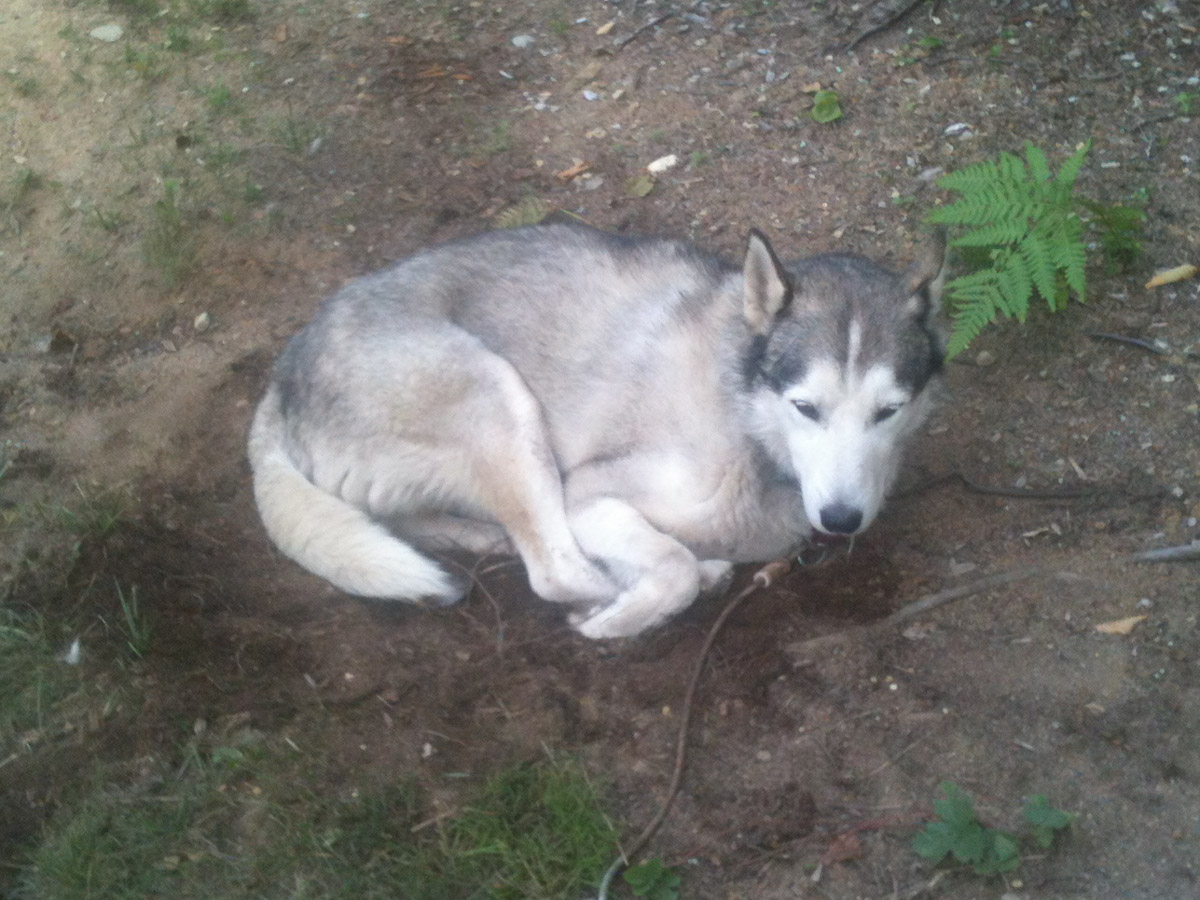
[742,229,946,536]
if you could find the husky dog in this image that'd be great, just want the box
[249,223,945,638]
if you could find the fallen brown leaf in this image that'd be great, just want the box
[1095,615,1147,635]
[555,159,591,181]
[1145,264,1198,289]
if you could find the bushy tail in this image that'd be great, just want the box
[248,387,463,604]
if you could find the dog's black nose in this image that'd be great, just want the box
[819,503,862,535]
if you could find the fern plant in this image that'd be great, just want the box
[928,140,1143,358]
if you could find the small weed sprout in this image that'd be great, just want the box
[115,582,152,659]
[55,483,126,540]
[144,179,197,288]
[624,857,682,900]
[810,89,843,123]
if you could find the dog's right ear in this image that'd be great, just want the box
[743,229,793,334]
[902,228,948,324]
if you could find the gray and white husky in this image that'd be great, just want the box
[249,223,945,638]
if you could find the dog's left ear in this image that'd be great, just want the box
[743,229,794,334]
[902,228,947,322]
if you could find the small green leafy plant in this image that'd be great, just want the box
[624,857,681,900]
[927,140,1145,358]
[1023,793,1075,849]
[913,782,1073,877]
[810,89,843,123]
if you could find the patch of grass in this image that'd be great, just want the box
[202,141,244,171]
[476,119,513,156]
[114,582,151,659]
[166,23,195,53]
[242,181,264,203]
[191,0,256,24]
[438,756,618,899]
[1175,91,1197,115]
[4,168,44,234]
[143,178,196,288]
[108,0,162,21]
[123,44,166,81]
[4,70,41,98]
[52,484,127,542]
[204,82,237,112]
[274,114,323,156]
[0,606,83,753]
[17,750,619,900]
[91,205,127,234]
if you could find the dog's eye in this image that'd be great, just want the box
[874,405,902,424]
[792,401,820,422]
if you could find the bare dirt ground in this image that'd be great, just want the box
[2,0,1199,897]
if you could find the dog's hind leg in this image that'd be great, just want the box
[565,498,705,639]
[434,345,616,607]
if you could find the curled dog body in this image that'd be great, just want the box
[249,223,945,638]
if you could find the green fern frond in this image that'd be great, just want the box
[1055,139,1091,188]
[1017,232,1061,309]
[1023,141,1051,183]
[1080,199,1146,273]
[995,252,1033,318]
[998,150,1030,187]
[1051,216,1087,299]
[950,221,1031,247]
[494,196,551,229]
[944,272,1002,358]
[927,139,1107,357]
[935,158,1002,194]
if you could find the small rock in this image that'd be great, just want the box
[582,89,599,101]
[193,312,211,333]
[756,750,772,761]
[511,34,535,48]
[943,122,973,137]
[89,24,124,43]
[975,349,997,367]
[647,154,679,174]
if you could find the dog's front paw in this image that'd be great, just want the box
[697,559,734,597]
[569,603,643,640]
[568,595,670,640]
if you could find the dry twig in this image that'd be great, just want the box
[594,558,794,900]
